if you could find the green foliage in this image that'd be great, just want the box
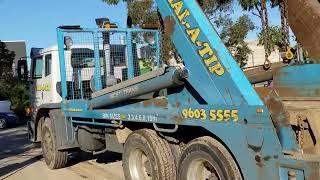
[0,40,15,101]
[218,15,255,67]
[220,15,255,47]
[9,81,29,107]
[0,41,15,79]
[234,42,252,67]
[102,0,254,67]
[238,0,260,11]
[139,58,153,74]
[198,0,233,16]
[0,40,29,109]
[238,0,280,64]
[127,0,158,26]
[102,0,125,5]
[103,0,233,24]
[258,25,284,54]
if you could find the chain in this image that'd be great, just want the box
[297,126,304,150]
[280,0,290,49]
[261,0,271,69]
[297,117,309,151]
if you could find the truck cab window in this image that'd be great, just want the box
[45,54,52,76]
[32,57,43,79]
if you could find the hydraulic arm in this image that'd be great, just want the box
[154,0,262,106]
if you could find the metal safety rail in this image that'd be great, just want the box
[57,28,161,101]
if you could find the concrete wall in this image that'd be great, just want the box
[245,40,281,68]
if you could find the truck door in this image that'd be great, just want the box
[43,54,53,103]
[30,56,44,114]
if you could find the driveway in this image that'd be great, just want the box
[0,126,125,180]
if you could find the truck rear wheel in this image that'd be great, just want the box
[178,136,242,180]
[41,118,68,169]
[122,129,176,180]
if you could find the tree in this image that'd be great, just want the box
[197,0,233,17]
[0,41,29,112]
[271,0,290,53]
[0,41,15,100]
[103,0,235,61]
[102,0,254,67]
[0,41,15,79]
[257,25,284,54]
[102,0,126,5]
[218,15,255,67]
[238,0,272,67]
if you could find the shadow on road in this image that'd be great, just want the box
[96,152,122,164]
[67,151,122,167]
[0,155,42,178]
[0,126,123,179]
[0,126,37,160]
[0,126,42,179]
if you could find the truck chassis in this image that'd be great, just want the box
[27,0,320,179]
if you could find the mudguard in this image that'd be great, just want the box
[49,109,79,150]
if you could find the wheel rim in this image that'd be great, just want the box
[187,158,222,180]
[128,148,152,180]
[42,128,54,163]
[0,119,6,128]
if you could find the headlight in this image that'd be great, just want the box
[25,106,32,116]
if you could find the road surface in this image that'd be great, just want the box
[0,126,125,180]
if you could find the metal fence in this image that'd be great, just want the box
[57,28,160,100]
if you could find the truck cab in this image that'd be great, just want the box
[29,47,61,111]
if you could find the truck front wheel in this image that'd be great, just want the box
[41,117,68,169]
[178,136,242,180]
[122,129,176,180]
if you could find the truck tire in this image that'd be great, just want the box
[169,143,182,169]
[178,136,242,180]
[41,117,68,169]
[122,129,176,180]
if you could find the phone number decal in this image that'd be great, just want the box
[182,108,239,122]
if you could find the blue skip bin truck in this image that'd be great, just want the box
[18,0,320,179]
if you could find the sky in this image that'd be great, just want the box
[0,0,127,54]
[0,0,281,56]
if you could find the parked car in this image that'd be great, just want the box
[0,101,21,129]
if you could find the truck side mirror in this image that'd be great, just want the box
[17,58,28,81]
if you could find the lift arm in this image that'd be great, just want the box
[154,0,263,106]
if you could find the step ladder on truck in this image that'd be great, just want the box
[18,0,320,179]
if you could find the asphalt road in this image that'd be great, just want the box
[0,126,125,180]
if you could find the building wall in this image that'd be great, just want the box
[245,40,281,68]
